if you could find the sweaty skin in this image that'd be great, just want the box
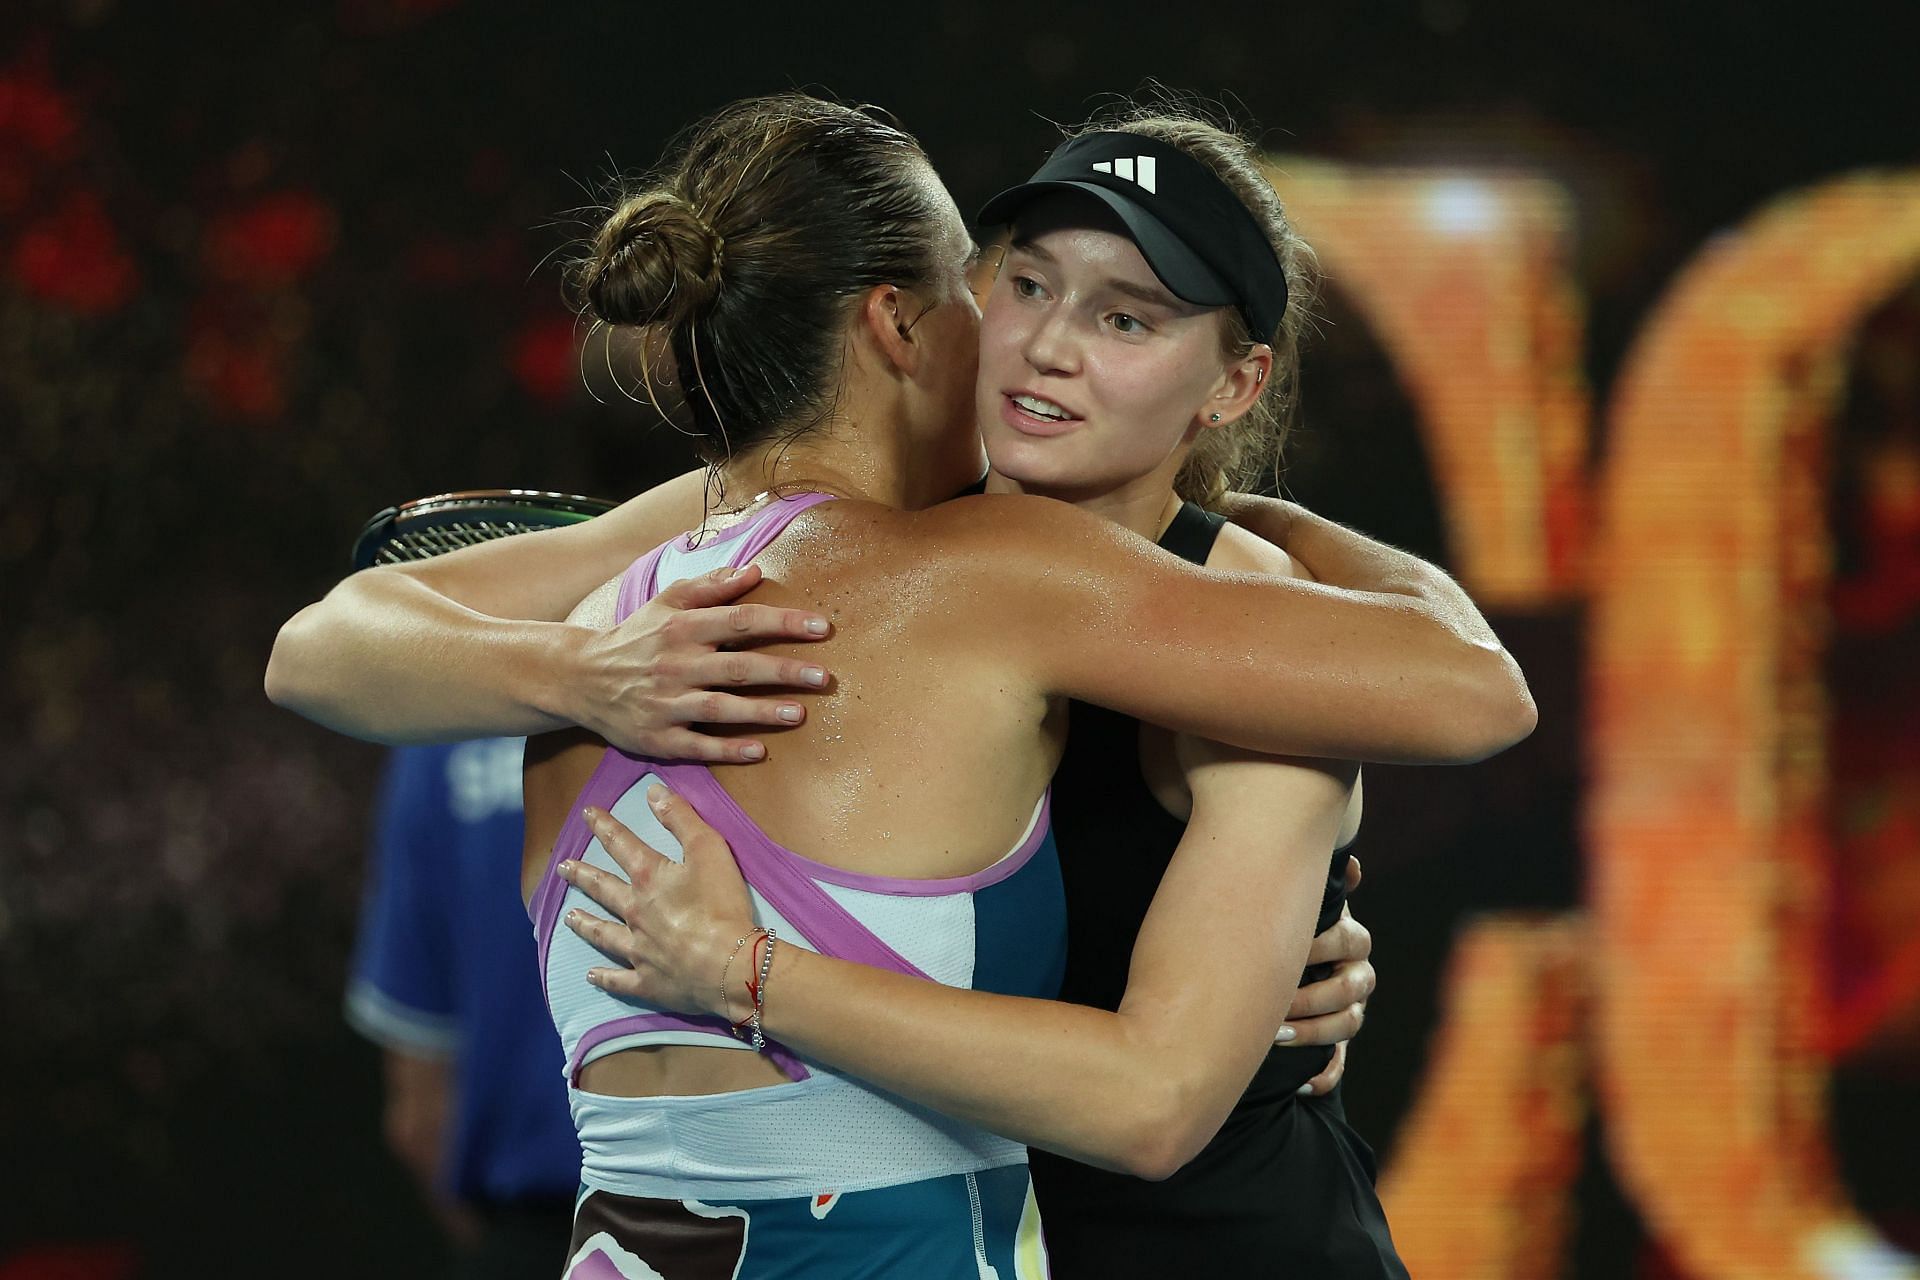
[544,208,1514,1176]
[269,148,1531,1178]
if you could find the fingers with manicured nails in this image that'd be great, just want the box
[677,603,833,649]
[1303,913,1372,969]
[651,563,765,611]
[586,967,652,999]
[638,728,768,766]
[580,806,669,886]
[683,652,829,699]
[1287,958,1377,1021]
[592,564,835,762]
[643,783,719,855]
[679,693,811,730]
[1299,1041,1349,1097]
[1280,1000,1368,1048]
[556,856,633,918]
[1276,1010,1341,1047]
[675,688,816,729]
[564,907,636,964]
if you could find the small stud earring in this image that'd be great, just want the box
[1209,413,1222,423]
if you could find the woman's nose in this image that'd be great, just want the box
[1021,309,1079,376]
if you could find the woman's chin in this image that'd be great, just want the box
[984,449,1074,494]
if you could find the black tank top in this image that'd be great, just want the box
[1045,500,1350,1065]
[1031,501,1405,1279]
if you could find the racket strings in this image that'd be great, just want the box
[374,519,549,564]
[351,493,615,569]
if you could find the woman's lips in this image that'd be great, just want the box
[1000,392,1082,438]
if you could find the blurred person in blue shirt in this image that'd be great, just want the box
[346,738,579,1277]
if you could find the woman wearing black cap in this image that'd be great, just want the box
[974,112,1407,1277]
[566,110,1416,1277]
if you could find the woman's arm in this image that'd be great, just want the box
[265,470,835,759]
[562,757,1351,1180]
[919,495,1536,765]
[1218,492,1511,658]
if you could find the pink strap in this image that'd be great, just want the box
[614,542,667,622]
[537,493,857,1083]
[612,493,839,625]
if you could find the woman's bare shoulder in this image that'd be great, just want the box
[900,492,1150,563]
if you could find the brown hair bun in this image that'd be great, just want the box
[564,94,948,467]
[582,192,725,330]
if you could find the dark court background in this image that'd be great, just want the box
[2,2,1916,1276]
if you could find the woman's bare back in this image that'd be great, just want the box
[522,498,1067,1098]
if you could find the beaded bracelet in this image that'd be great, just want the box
[719,928,768,1026]
[737,927,779,1052]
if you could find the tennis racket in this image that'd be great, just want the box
[350,489,616,570]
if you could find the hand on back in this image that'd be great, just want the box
[567,563,836,763]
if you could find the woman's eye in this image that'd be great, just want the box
[1012,275,1045,299]
[1110,313,1145,334]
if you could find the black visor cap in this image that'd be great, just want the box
[976,132,1288,341]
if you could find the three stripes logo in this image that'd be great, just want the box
[1090,156,1158,194]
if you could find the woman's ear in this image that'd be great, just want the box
[1200,343,1274,428]
[858,284,921,376]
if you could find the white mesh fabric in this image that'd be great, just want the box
[545,773,693,1075]
[547,772,825,1077]
[821,884,976,987]
[573,1072,1027,1201]
[655,536,749,587]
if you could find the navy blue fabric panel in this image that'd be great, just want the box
[968,829,1067,1002]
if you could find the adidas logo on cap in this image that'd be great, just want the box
[1090,156,1157,194]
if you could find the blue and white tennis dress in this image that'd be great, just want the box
[526,494,1066,1278]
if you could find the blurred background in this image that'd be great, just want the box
[3,2,1916,1276]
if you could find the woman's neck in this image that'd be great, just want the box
[710,393,981,513]
[713,426,909,513]
[987,466,1187,543]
